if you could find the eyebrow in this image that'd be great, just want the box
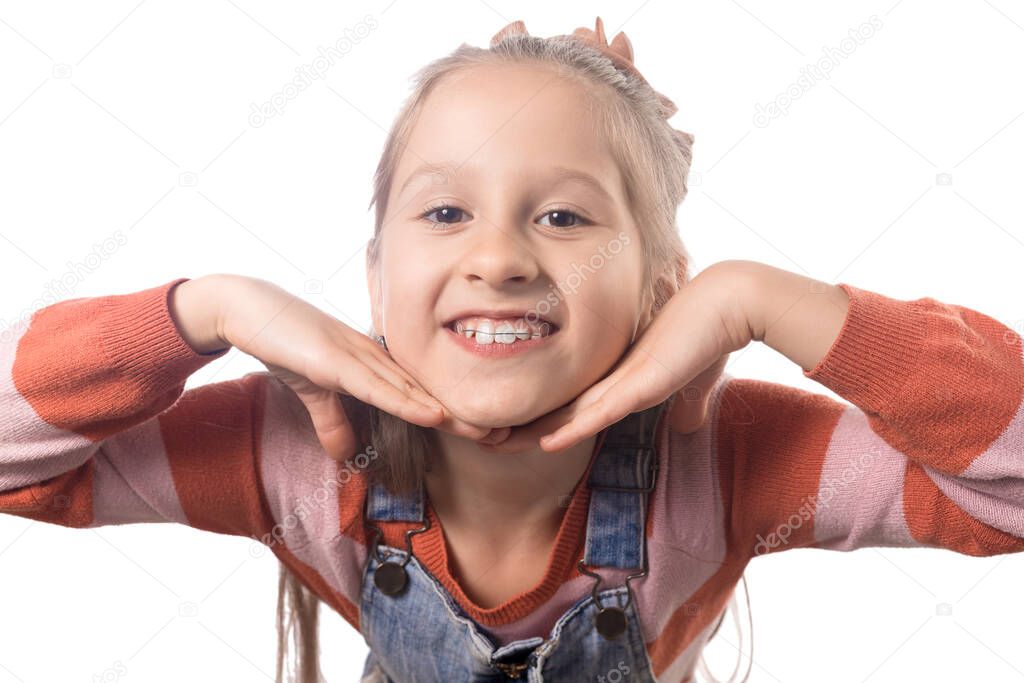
[397,161,466,199]
[396,161,614,203]
[546,165,615,203]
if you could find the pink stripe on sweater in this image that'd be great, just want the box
[636,388,730,644]
[258,372,368,610]
[92,417,189,525]
[959,340,1024,482]
[812,404,917,550]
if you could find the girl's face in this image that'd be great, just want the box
[370,62,653,429]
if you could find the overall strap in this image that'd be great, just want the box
[364,465,428,598]
[583,399,669,570]
[366,397,669,553]
[366,479,424,523]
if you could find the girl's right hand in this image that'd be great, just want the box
[172,274,496,461]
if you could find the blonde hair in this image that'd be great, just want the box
[275,20,753,683]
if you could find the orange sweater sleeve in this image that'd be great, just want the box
[0,279,276,540]
[713,283,1024,559]
[2,279,376,628]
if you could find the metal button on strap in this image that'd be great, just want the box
[373,562,408,596]
[365,517,431,598]
[577,558,647,641]
[594,605,628,639]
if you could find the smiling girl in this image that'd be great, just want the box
[2,16,1023,683]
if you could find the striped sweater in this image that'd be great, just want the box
[1,277,1023,681]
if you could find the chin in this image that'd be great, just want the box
[442,393,560,430]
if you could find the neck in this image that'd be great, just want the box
[424,429,599,537]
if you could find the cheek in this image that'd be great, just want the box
[572,259,644,343]
[378,262,440,352]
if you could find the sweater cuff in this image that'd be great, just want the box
[98,278,229,397]
[802,283,930,415]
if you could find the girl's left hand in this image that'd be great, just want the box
[478,261,756,453]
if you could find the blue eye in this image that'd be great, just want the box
[420,204,465,227]
[419,203,588,230]
[538,208,585,229]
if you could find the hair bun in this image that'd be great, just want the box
[489,19,528,46]
[487,16,694,164]
[489,16,681,123]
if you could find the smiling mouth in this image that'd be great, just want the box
[440,315,560,355]
[441,325,559,356]
[444,318,559,344]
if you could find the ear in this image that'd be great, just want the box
[636,266,678,334]
[365,247,383,334]
[636,285,655,334]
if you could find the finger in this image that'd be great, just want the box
[357,348,495,439]
[344,364,446,427]
[553,344,709,447]
[477,405,576,454]
[476,365,632,454]
[539,377,655,452]
[359,349,446,412]
[350,362,490,439]
[349,353,492,440]
[474,399,593,456]
[479,427,554,454]
[559,353,641,416]
[668,386,709,434]
[413,385,495,441]
[300,391,359,461]
[539,399,626,453]
[432,413,493,441]
[331,349,448,419]
[476,426,511,446]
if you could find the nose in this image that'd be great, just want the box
[456,221,541,286]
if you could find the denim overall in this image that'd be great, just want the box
[358,400,669,682]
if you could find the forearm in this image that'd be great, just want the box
[729,260,851,373]
[168,274,234,355]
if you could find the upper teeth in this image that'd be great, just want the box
[452,316,553,344]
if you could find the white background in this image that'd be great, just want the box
[1,1,1023,681]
